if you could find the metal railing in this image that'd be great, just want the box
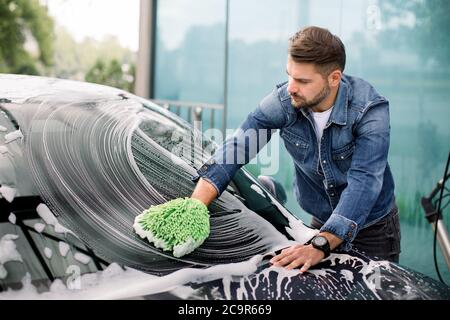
[150,99,224,133]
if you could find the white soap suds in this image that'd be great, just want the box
[97,255,263,300]
[0,185,17,203]
[250,184,266,198]
[0,262,206,300]
[0,250,421,301]
[0,125,7,132]
[44,248,53,259]
[49,279,68,293]
[54,223,72,234]
[285,218,319,244]
[6,273,39,298]
[36,203,58,225]
[36,203,74,235]
[59,242,70,257]
[4,130,23,144]
[133,214,171,251]
[23,256,261,300]
[268,266,300,299]
[340,269,354,282]
[168,284,203,300]
[8,213,16,224]
[99,262,124,278]
[327,253,392,299]
[222,275,232,299]
[173,237,204,258]
[33,223,46,233]
[0,146,9,154]
[0,234,23,279]
[74,252,91,265]
[308,268,335,278]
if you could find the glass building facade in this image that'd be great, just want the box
[152,0,450,282]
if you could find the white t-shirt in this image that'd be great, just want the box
[312,106,333,141]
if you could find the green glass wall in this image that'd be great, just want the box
[153,0,226,129]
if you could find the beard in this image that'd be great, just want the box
[290,84,331,110]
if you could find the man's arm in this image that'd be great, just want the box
[319,231,343,250]
[191,88,290,204]
[191,177,218,206]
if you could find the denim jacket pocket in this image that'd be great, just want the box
[280,130,309,163]
[332,141,355,172]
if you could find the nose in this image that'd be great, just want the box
[287,79,298,95]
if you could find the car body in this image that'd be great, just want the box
[0,74,449,300]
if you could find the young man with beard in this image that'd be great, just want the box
[191,26,400,272]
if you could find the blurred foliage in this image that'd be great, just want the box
[85,58,135,92]
[0,0,136,92]
[380,0,450,69]
[0,0,54,74]
[51,26,136,92]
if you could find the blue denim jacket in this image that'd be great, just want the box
[193,74,396,251]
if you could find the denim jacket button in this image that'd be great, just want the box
[322,160,327,164]
[347,232,353,238]
[350,223,356,229]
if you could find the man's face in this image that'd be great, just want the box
[286,56,330,110]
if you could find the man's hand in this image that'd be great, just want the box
[269,231,343,273]
[191,178,218,206]
[270,244,325,273]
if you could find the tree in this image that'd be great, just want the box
[0,0,54,74]
[85,58,135,92]
[51,27,137,88]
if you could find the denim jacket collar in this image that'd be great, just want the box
[329,75,352,126]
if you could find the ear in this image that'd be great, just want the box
[328,70,342,88]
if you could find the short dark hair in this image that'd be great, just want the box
[288,26,346,76]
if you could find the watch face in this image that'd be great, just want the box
[313,236,327,246]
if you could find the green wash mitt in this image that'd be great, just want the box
[133,197,210,258]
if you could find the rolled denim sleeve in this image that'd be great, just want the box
[320,101,390,251]
[192,89,288,195]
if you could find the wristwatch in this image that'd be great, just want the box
[311,235,331,258]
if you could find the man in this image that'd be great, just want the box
[191,26,400,272]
